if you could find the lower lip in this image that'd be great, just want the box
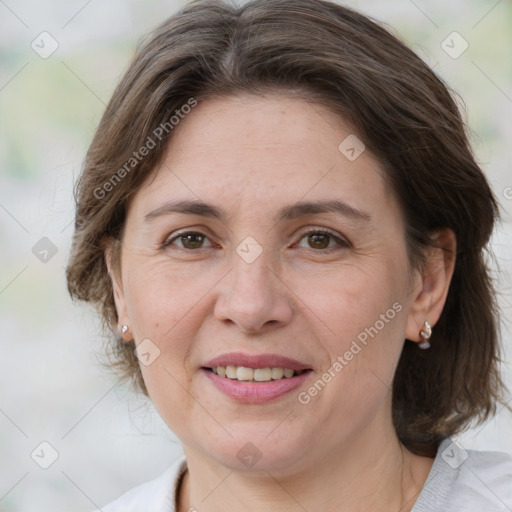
[202,369,312,404]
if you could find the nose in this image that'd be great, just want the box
[213,247,294,334]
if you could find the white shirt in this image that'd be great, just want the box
[96,438,512,511]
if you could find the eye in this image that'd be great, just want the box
[162,228,350,252]
[295,228,350,251]
[162,231,213,250]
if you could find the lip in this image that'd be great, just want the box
[202,368,313,404]
[201,352,313,404]
[202,352,311,372]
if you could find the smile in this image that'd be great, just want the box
[200,353,313,403]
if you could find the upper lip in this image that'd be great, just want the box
[203,352,312,372]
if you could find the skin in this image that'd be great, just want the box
[107,93,456,512]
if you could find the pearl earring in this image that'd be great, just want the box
[418,321,432,349]
[120,325,133,342]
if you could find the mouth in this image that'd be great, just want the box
[200,353,313,403]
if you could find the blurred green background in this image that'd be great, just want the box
[0,0,511,510]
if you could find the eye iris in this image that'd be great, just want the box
[181,233,204,249]
[308,233,330,249]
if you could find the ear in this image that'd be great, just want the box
[104,238,132,340]
[405,228,457,342]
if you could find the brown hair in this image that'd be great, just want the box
[66,0,508,457]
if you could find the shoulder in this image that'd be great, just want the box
[91,456,187,512]
[451,445,512,510]
[414,438,512,512]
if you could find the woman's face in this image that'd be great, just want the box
[111,93,424,474]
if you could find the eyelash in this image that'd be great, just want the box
[161,227,351,253]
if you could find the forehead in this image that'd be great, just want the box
[130,93,398,223]
[164,93,363,168]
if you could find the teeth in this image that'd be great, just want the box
[254,368,272,381]
[237,367,253,381]
[226,365,237,379]
[271,367,284,379]
[283,368,294,378]
[213,366,299,382]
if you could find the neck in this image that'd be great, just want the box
[177,425,434,512]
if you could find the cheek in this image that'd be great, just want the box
[300,259,406,343]
[290,263,407,445]
[121,260,205,394]
[123,261,207,433]
[306,260,408,391]
[123,258,212,336]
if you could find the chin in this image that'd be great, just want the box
[188,422,317,475]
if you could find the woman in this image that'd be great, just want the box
[66,0,512,510]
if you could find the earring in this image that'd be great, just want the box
[120,324,132,342]
[418,321,432,349]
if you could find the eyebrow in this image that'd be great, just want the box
[144,199,371,224]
